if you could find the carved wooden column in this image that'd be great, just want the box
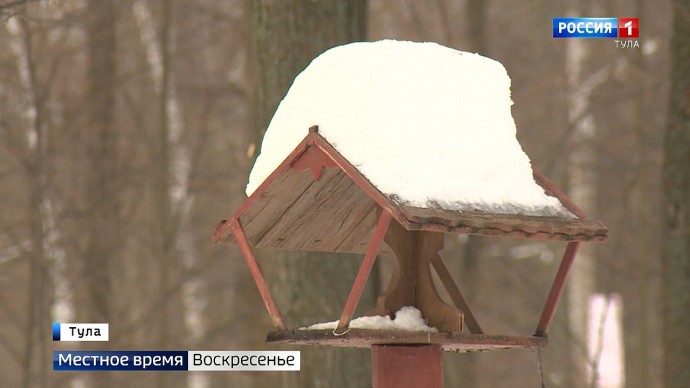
[374,219,463,333]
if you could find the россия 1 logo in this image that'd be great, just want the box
[553,17,639,38]
[617,18,639,38]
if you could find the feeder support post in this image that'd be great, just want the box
[335,210,392,333]
[371,345,443,388]
[230,218,287,330]
[535,241,580,336]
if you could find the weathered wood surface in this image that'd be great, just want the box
[266,329,548,352]
[223,167,382,254]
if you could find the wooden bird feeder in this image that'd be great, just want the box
[213,126,608,387]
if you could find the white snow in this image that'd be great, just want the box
[247,39,572,217]
[301,306,438,332]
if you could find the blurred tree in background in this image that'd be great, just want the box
[662,0,690,386]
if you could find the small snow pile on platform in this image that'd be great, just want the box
[247,39,572,217]
[301,306,438,333]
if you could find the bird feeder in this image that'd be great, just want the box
[213,126,607,387]
[213,40,608,387]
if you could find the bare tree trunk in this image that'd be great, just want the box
[250,1,374,387]
[6,13,45,388]
[155,0,174,363]
[563,1,613,383]
[624,2,652,386]
[84,1,118,386]
[466,0,486,54]
[6,8,67,388]
[133,1,194,386]
[148,2,188,387]
[661,2,690,387]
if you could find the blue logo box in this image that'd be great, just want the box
[52,322,60,341]
[553,18,618,38]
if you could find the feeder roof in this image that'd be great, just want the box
[214,40,607,252]
[214,128,607,253]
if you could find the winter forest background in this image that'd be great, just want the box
[1,0,688,387]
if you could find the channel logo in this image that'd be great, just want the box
[618,18,639,38]
[553,18,639,38]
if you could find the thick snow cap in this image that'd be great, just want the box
[246,39,571,217]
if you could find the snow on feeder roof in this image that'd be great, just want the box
[215,40,607,254]
[247,39,569,217]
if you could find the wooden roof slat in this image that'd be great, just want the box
[232,167,316,246]
[333,202,380,253]
[254,168,345,250]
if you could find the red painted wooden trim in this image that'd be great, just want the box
[230,217,287,330]
[290,143,337,180]
[535,241,580,336]
[335,211,392,333]
[532,166,588,219]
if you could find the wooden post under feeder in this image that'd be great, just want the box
[213,127,608,387]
